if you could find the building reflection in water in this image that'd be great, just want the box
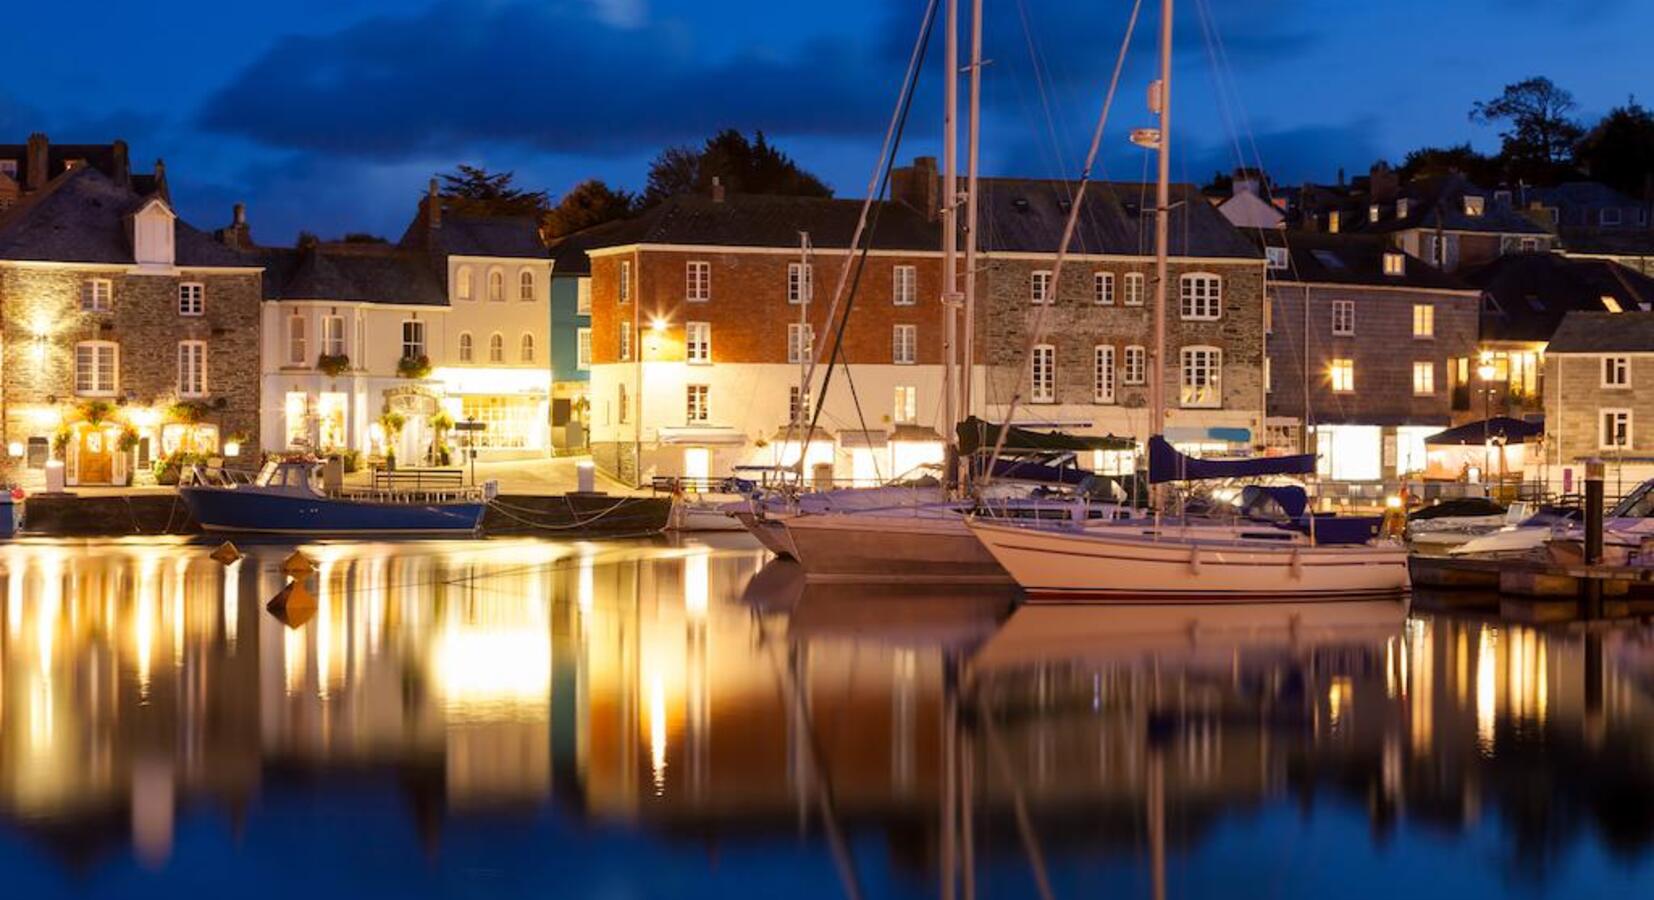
[0,540,1653,895]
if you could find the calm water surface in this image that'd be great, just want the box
[1,536,1653,898]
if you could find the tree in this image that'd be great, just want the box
[1397,143,1502,186]
[641,130,832,206]
[340,232,387,244]
[543,180,636,239]
[1469,77,1583,181]
[1575,100,1654,199]
[437,164,549,216]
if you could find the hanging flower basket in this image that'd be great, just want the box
[317,353,351,377]
[397,354,432,379]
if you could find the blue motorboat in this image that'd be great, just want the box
[179,459,487,536]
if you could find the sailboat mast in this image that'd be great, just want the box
[941,0,960,489]
[961,0,983,434]
[1149,0,1173,442]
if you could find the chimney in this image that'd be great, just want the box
[1337,167,1346,188]
[152,158,170,202]
[427,178,441,229]
[890,156,939,220]
[221,202,253,249]
[25,132,47,191]
[111,139,131,190]
[710,176,725,203]
[1369,161,1398,203]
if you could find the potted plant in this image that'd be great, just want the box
[396,354,432,379]
[317,353,351,377]
[167,400,211,425]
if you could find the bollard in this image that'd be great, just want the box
[1582,458,1604,619]
[576,460,596,494]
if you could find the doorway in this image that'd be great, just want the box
[73,423,117,485]
[683,446,711,488]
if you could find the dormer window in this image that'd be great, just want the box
[1368,204,1380,223]
[1602,208,1623,227]
[1463,196,1485,217]
[0,160,15,179]
[132,199,176,268]
[1396,198,1410,218]
[1494,190,1512,206]
[1383,253,1406,276]
[1266,247,1289,270]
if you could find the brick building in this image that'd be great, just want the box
[0,162,262,486]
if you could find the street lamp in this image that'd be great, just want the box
[1477,355,1497,490]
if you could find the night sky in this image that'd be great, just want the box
[5,0,1648,243]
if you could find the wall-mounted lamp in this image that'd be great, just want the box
[224,440,241,458]
[650,317,668,333]
[7,442,22,459]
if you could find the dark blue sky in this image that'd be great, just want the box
[5,0,1649,243]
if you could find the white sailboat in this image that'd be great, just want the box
[967,0,1410,603]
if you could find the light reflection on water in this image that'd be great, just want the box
[0,538,1651,898]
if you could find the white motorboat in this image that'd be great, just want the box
[1448,478,1654,561]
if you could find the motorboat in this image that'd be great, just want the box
[1447,477,1654,561]
[179,458,488,536]
[1405,497,1518,554]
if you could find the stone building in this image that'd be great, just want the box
[0,163,262,486]
[1542,311,1654,491]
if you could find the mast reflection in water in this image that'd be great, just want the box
[0,539,1652,898]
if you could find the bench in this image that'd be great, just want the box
[372,468,466,491]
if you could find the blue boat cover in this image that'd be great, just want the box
[1148,436,1317,484]
[1239,484,1309,519]
[989,457,1091,486]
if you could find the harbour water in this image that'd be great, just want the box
[2,537,1653,898]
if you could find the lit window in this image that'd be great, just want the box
[1396,198,1410,218]
[617,383,629,424]
[287,314,306,365]
[1124,273,1145,306]
[618,260,632,304]
[687,261,710,302]
[1331,300,1355,336]
[321,315,345,357]
[1413,304,1434,338]
[1031,344,1055,403]
[1179,274,1222,320]
[401,320,426,360]
[178,341,207,397]
[619,321,633,360]
[893,385,917,424]
[1412,361,1434,395]
[1368,204,1380,223]
[519,269,536,301]
[1602,409,1632,449]
[1463,195,1485,217]
[577,279,591,315]
[787,323,813,364]
[488,332,505,363]
[576,328,591,370]
[1123,345,1147,385]
[1094,345,1115,404]
[893,265,917,305]
[456,265,473,300]
[1265,247,1289,271]
[74,341,117,395]
[1180,346,1222,408]
[893,324,917,365]
[1383,253,1405,276]
[1094,271,1115,304]
[686,384,710,423]
[788,262,813,304]
[458,332,474,363]
[520,332,535,363]
[789,386,811,423]
[178,282,204,316]
[1604,356,1630,388]
[84,278,112,312]
[686,321,710,364]
[487,268,505,301]
[1330,358,1355,393]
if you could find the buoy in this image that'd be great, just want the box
[266,580,316,628]
[282,549,316,578]
[210,541,242,565]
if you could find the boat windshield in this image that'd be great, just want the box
[253,460,281,487]
[1609,480,1654,518]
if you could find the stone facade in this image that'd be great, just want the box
[1545,352,1651,467]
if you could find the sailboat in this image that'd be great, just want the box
[967,0,1411,602]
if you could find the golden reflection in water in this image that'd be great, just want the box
[649,674,668,796]
[1328,677,1352,733]
[1476,625,1497,756]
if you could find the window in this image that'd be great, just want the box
[519,269,536,301]
[686,321,710,364]
[576,328,591,370]
[1413,361,1434,395]
[1265,356,1272,393]
[321,314,345,357]
[488,332,505,363]
[1604,356,1630,388]
[1330,358,1355,393]
[893,265,917,305]
[893,385,917,424]
[1413,304,1434,339]
[1331,300,1355,336]
[1094,345,1116,404]
[1463,196,1485,217]
[1520,237,1540,253]
[617,383,629,424]
[1604,295,1625,314]
[1264,297,1274,334]
[520,332,535,363]
[788,386,811,423]
[1602,208,1623,227]
[485,268,504,302]
[1030,270,1053,305]
[459,331,474,363]
[1094,271,1115,305]
[1383,253,1406,276]
[456,265,474,300]
[686,384,710,423]
[1180,346,1222,408]
[84,278,112,312]
[788,262,813,304]
[893,324,917,365]
[1124,273,1145,306]
[178,341,207,397]
[1494,190,1512,206]
[1180,274,1222,320]
[577,279,592,315]
[1265,247,1289,271]
[619,321,633,360]
[1397,198,1411,218]
[1368,204,1380,223]
[1123,345,1147,385]
[74,341,117,396]
[178,282,204,316]
[1030,344,1055,403]
[402,320,426,359]
[787,323,814,364]
[1603,409,1632,449]
[618,260,632,304]
[287,314,307,365]
[687,261,710,302]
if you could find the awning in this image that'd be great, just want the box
[956,416,1134,455]
[1423,416,1543,446]
[892,424,946,443]
[769,425,836,444]
[1163,426,1253,444]
[1148,436,1316,484]
[838,429,889,449]
[658,426,748,446]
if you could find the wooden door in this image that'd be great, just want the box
[77,426,114,484]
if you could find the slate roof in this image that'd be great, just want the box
[398,200,548,259]
[565,192,942,252]
[974,178,1261,258]
[1546,311,1654,354]
[1256,232,1472,291]
[0,165,246,267]
[0,139,157,193]
[1303,174,1551,238]
[1460,252,1654,342]
[253,241,447,305]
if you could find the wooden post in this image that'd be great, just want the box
[1582,457,1604,619]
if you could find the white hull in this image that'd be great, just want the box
[732,511,798,558]
[669,498,747,532]
[968,519,1410,602]
[782,512,1012,584]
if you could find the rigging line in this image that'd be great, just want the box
[781,0,938,484]
[981,0,1144,487]
[1014,0,1075,182]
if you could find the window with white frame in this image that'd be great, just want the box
[1265,356,1272,393]
[1383,253,1406,276]
[687,261,710,302]
[519,269,536,301]
[487,268,505,301]
[788,262,813,304]
[1368,204,1381,223]
[576,279,591,315]
[1331,299,1355,336]
[1602,409,1632,449]
[686,384,710,423]
[618,260,632,304]
[1413,361,1434,395]
[1180,346,1222,408]
[178,282,204,316]
[84,278,112,312]
[893,265,917,305]
[1520,237,1540,252]
[1094,345,1116,404]
[893,385,917,424]
[893,324,917,364]
[178,341,207,397]
[686,321,710,364]
[321,314,345,357]
[520,332,535,363]
[402,320,426,360]
[1124,273,1145,306]
[1179,274,1222,320]
[1330,358,1355,393]
[787,323,813,364]
[1266,247,1289,271]
[488,332,505,363]
[1463,195,1485,217]
[618,383,629,424]
[1031,270,1053,305]
[459,331,474,363]
[1413,304,1434,338]
[576,328,591,370]
[287,314,307,365]
[1604,356,1631,388]
[619,321,633,360]
[1094,271,1115,305]
[789,386,811,423]
[74,341,117,396]
[456,265,474,300]
[1031,344,1055,403]
[1602,208,1623,227]
[1123,345,1147,384]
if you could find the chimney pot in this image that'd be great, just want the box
[234,202,246,226]
[427,178,441,229]
[25,132,47,191]
[711,176,725,203]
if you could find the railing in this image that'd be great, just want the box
[346,467,485,504]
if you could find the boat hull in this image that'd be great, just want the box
[782,513,1011,584]
[733,511,798,558]
[180,487,485,536]
[968,519,1410,602]
[670,498,747,532]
